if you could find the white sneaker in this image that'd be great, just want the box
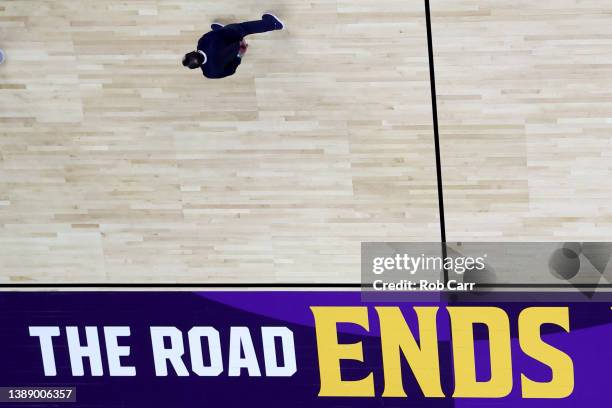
[262,13,284,30]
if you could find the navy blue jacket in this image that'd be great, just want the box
[197,30,242,79]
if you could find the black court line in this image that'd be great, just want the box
[0,283,362,289]
[424,0,449,285]
[479,283,612,288]
[2,282,611,289]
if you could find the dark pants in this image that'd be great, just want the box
[215,18,277,38]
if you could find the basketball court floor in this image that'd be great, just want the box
[0,0,611,284]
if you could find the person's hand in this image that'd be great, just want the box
[239,40,248,57]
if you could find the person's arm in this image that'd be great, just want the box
[220,42,241,66]
[220,55,242,77]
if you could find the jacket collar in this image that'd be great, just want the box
[197,50,207,65]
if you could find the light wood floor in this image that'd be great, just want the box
[433,0,612,241]
[1,1,611,284]
[0,0,439,283]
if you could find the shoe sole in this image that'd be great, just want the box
[263,13,284,30]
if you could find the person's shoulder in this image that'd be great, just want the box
[197,31,215,48]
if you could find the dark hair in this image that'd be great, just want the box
[182,51,204,69]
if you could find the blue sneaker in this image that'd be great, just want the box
[211,23,224,31]
[262,13,284,30]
